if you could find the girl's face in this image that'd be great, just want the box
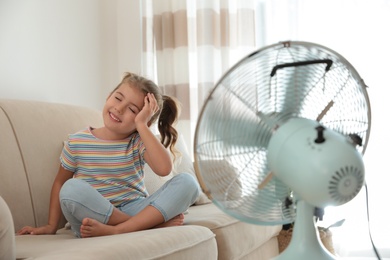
[102,83,145,139]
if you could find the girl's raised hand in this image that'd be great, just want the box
[135,93,159,128]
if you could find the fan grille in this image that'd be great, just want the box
[194,41,371,225]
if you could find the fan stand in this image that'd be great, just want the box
[273,200,337,260]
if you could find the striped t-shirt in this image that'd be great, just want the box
[60,127,148,207]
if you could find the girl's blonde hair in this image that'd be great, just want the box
[111,72,180,156]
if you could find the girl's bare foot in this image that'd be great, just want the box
[156,213,185,228]
[80,213,185,238]
[80,218,117,238]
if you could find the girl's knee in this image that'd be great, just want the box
[59,178,94,205]
[60,179,82,212]
[176,173,200,199]
[60,178,83,200]
[177,172,198,186]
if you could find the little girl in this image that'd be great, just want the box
[18,72,200,238]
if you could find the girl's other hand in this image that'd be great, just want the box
[17,224,57,235]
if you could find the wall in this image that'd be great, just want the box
[0,0,142,110]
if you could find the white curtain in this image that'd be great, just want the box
[142,0,260,148]
[142,0,389,257]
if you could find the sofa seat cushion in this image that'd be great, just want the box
[15,225,217,260]
[185,203,282,260]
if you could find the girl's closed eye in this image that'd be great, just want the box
[129,106,140,114]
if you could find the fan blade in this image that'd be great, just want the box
[270,59,332,120]
[258,171,274,189]
[196,83,276,152]
[316,100,334,121]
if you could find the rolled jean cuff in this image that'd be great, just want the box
[149,202,169,222]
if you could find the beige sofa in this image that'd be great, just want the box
[0,99,281,260]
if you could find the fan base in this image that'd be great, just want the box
[272,200,337,260]
[274,246,336,260]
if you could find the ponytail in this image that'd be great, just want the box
[158,95,180,159]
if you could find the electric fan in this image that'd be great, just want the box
[193,41,371,260]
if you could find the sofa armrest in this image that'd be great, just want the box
[0,196,15,260]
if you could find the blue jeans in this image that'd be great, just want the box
[59,173,200,237]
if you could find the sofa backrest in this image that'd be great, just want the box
[0,99,103,231]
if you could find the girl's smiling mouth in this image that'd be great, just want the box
[109,112,122,122]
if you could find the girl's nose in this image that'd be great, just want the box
[115,105,124,114]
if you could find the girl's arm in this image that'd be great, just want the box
[137,124,172,176]
[135,93,173,177]
[17,166,73,235]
